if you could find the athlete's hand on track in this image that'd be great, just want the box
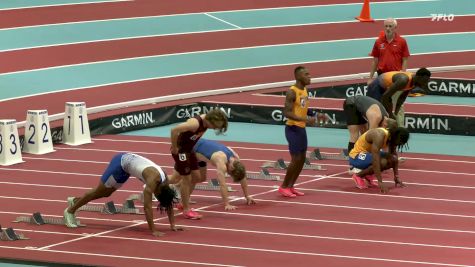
[379,183,389,194]
[152,230,166,237]
[225,204,237,211]
[171,226,185,232]
[246,196,256,205]
[394,178,405,188]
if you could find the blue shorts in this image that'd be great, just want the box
[349,151,388,170]
[100,153,130,188]
[285,125,307,155]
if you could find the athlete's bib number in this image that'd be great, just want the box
[357,153,367,160]
[178,153,187,161]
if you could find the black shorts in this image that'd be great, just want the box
[343,98,366,126]
[366,79,385,101]
[172,152,199,176]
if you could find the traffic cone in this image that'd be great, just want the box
[355,0,374,22]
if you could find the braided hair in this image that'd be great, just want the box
[154,184,178,214]
[390,127,410,152]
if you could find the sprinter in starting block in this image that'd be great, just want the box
[174,138,255,211]
[63,153,183,237]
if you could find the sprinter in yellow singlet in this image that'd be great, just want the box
[278,66,325,198]
[348,127,409,194]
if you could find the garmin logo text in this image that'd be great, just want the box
[345,85,368,97]
[271,109,337,124]
[428,81,475,95]
[112,112,155,129]
[405,117,449,131]
[176,106,231,119]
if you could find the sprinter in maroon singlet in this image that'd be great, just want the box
[169,109,228,219]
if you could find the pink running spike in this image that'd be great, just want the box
[278,187,296,198]
[290,187,305,196]
[352,174,368,189]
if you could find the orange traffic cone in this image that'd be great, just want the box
[355,0,374,22]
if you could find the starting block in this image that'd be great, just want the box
[195,178,234,192]
[246,168,280,181]
[79,200,142,215]
[13,212,85,227]
[308,148,349,161]
[262,158,326,171]
[0,225,28,241]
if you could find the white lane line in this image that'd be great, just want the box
[204,13,241,29]
[0,245,242,267]
[3,206,475,235]
[90,138,475,164]
[0,0,132,11]
[0,0,443,30]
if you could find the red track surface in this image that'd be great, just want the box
[1,1,474,266]
[3,17,475,73]
[0,0,397,28]
[1,136,475,266]
[2,51,475,122]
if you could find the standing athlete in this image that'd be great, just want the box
[279,66,324,198]
[169,109,228,219]
[64,153,182,237]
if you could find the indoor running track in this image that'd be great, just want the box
[1,135,475,267]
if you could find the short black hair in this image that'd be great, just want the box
[154,184,178,213]
[294,66,306,77]
[415,67,431,78]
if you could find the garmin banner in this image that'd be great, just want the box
[30,101,469,144]
[269,78,475,98]
[192,103,475,135]
[89,106,178,135]
[89,104,233,136]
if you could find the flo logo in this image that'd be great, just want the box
[430,14,455,21]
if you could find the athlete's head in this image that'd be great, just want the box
[389,127,410,152]
[294,66,311,86]
[413,68,431,91]
[154,181,178,213]
[228,160,246,182]
[205,109,228,135]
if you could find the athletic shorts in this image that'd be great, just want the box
[100,153,130,189]
[349,151,388,170]
[172,151,199,175]
[285,125,307,155]
[366,79,385,101]
[343,98,366,126]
